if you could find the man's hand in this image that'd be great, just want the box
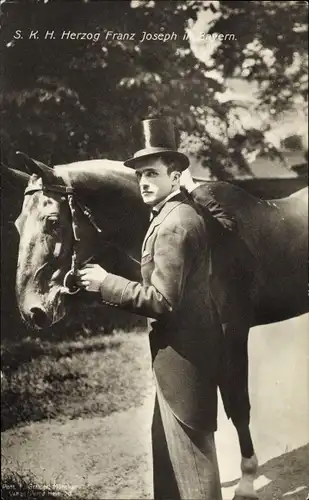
[76,264,108,292]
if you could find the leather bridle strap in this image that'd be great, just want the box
[63,193,84,294]
[64,192,107,294]
[23,183,140,295]
[24,183,102,294]
[24,184,74,196]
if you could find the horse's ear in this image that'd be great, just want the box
[16,151,57,184]
[1,162,30,189]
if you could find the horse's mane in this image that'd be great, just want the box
[52,159,149,246]
[53,159,140,197]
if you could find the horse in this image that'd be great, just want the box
[3,152,308,499]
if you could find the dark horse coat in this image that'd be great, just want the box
[99,191,223,433]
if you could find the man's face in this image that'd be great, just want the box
[135,158,179,206]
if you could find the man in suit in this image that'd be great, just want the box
[77,118,224,499]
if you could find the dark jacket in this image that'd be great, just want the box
[185,183,254,323]
[180,184,237,237]
[99,191,222,432]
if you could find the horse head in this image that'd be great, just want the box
[9,153,148,330]
[11,154,101,329]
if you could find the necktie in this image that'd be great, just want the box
[149,208,159,222]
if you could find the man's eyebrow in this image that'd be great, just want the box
[136,167,157,174]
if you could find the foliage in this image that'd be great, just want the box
[0,1,307,179]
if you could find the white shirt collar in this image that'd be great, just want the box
[149,189,181,221]
[152,188,181,214]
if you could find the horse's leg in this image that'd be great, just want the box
[219,321,259,499]
[233,420,258,499]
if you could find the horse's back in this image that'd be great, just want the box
[191,181,308,326]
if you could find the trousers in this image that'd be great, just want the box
[151,374,223,500]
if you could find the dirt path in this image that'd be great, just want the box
[2,315,309,499]
[2,398,154,499]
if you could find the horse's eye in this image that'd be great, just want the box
[45,216,60,234]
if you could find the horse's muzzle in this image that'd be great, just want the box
[29,306,51,329]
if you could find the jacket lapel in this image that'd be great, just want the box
[141,193,186,254]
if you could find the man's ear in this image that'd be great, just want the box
[171,171,181,183]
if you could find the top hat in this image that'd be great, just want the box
[124,118,189,170]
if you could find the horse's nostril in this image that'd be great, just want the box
[29,307,48,328]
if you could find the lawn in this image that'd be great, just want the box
[1,329,154,499]
[1,329,153,432]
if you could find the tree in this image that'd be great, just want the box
[0,0,307,339]
[0,0,307,180]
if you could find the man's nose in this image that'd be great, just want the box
[140,176,149,188]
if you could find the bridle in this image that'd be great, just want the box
[24,181,140,295]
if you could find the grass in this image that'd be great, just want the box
[1,470,75,499]
[1,328,153,499]
[1,468,125,499]
[2,467,148,500]
[1,329,153,432]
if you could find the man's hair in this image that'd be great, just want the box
[159,155,183,174]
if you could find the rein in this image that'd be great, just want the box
[24,182,140,295]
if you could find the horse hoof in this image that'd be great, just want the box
[233,493,259,500]
[240,454,259,474]
[233,496,259,500]
[233,485,259,499]
[234,453,259,499]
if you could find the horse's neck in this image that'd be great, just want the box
[80,187,149,259]
[56,161,150,258]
